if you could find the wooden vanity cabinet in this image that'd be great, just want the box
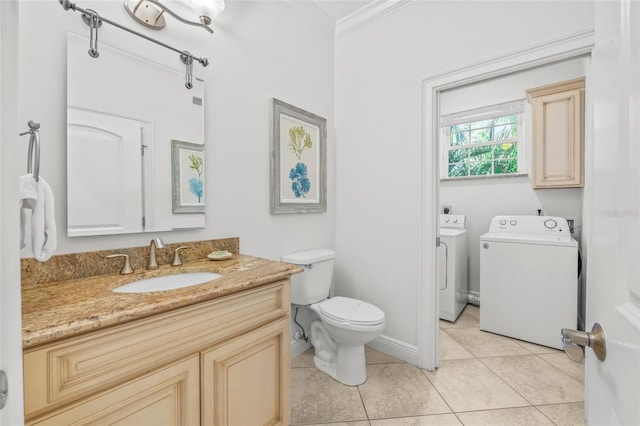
[23,280,291,426]
[527,77,585,188]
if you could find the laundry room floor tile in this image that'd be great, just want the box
[444,327,532,357]
[422,358,530,412]
[439,305,480,329]
[514,339,563,354]
[439,329,474,360]
[480,355,584,405]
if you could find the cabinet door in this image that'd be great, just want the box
[202,319,290,426]
[27,356,200,426]
[528,78,585,188]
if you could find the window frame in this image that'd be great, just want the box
[440,100,526,180]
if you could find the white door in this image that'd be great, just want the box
[0,1,26,424]
[584,0,640,423]
[67,108,144,236]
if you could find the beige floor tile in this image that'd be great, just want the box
[369,414,462,425]
[439,329,474,360]
[439,305,480,330]
[366,346,403,364]
[464,305,480,320]
[513,339,563,355]
[292,347,315,368]
[456,407,554,425]
[423,358,530,412]
[536,402,585,426]
[359,363,450,419]
[290,367,367,425]
[538,353,585,384]
[480,355,584,405]
[445,328,532,358]
[302,422,371,426]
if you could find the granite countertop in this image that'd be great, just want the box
[22,254,301,349]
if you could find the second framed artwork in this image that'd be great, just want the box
[171,140,205,213]
[271,98,327,214]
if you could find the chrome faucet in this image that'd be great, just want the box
[147,237,165,270]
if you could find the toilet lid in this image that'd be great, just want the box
[316,296,385,326]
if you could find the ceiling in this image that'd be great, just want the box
[311,1,374,22]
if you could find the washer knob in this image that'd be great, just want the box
[499,219,507,225]
[453,219,458,223]
[510,220,517,226]
[544,219,558,229]
[444,218,450,223]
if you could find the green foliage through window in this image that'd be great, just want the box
[446,114,519,178]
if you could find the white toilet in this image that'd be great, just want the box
[282,249,385,386]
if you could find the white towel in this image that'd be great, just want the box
[19,174,57,262]
[19,174,37,249]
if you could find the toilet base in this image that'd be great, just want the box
[313,344,367,386]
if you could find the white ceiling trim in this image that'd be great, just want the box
[336,0,415,39]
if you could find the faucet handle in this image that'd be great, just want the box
[171,246,188,266]
[106,254,134,275]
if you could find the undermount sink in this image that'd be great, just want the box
[113,272,221,293]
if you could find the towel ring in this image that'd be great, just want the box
[19,120,40,182]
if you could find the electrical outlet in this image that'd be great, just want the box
[441,205,452,214]
[567,218,575,234]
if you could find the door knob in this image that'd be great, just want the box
[561,323,606,362]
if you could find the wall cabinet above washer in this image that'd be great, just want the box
[527,78,585,188]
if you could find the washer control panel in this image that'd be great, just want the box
[488,215,570,235]
[440,214,466,229]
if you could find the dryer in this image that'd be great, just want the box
[479,215,578,349]
[438,214,468,322]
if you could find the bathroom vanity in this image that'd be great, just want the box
[21,239,299,425]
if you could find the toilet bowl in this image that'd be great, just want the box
[309,296,385,385]
[282,249,385,386]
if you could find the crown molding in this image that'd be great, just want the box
[336,0,415,39]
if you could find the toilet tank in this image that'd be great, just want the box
[282,249,336,305]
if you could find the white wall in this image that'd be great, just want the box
[18,0,336,261]
[440,57,589,296]
[335,1,594,356]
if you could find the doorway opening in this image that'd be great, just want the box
[418,30,595,371]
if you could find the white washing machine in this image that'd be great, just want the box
[479,215,578,349]
[438,214,468,322]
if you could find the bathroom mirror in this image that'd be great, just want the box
[66,33,205,237]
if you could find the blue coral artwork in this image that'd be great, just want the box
[280,114,319,202]
[182,151,204,205]
[289,162,311,198]
[172,140,205,213]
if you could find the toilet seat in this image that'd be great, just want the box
[314,296,385,327]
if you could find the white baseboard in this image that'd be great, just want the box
[367,334,420,366]
[291,339,312,358]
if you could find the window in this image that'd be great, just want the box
[441,100,524,179]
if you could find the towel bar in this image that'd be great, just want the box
[19,120,40,182]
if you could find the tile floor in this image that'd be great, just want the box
[290,305,585,425]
